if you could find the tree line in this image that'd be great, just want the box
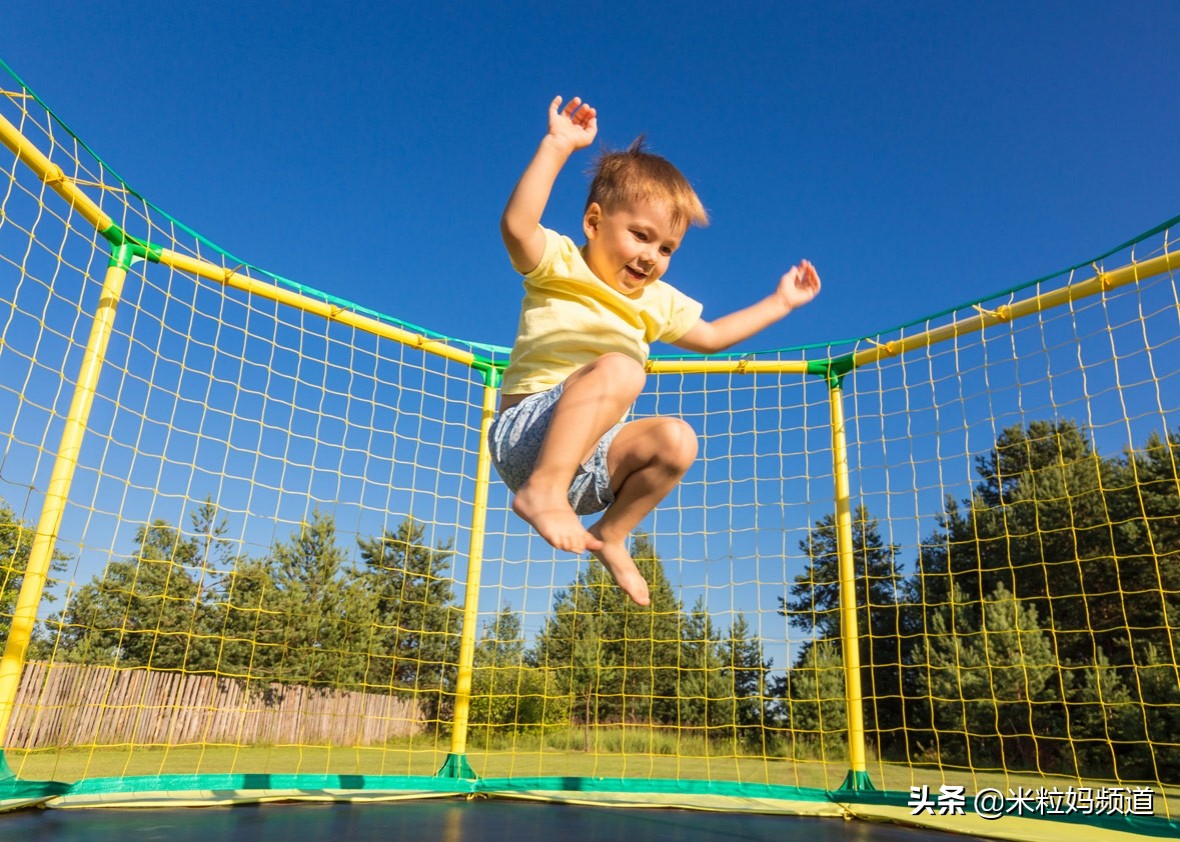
[1,418,1178,782]
[1,506,462,716]
[0,502,771,741]
[780,420,1180,782]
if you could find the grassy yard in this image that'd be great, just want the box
[8,739,852,788]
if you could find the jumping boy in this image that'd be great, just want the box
[491,95,820,607]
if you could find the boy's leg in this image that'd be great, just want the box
[588,414,698,607]
[512,353,646,556]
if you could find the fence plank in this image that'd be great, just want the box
[5,661,425,749]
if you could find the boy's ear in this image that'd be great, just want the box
[583,203,603,240]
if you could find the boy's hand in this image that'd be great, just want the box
[777,259,822,311]
[546,95,597,152]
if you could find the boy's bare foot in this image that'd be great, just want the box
[588,526,650,606]
[513,482,602,554]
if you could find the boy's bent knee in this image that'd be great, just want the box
[590,351,646,377]
[585,353,646,392]
[655,418,698,469]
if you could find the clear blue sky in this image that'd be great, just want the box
[3,1,1177,355]
[4,3,1179,670]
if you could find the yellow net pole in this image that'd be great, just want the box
[0,108,113,233]
[647,358,812,376]
[0,258,129,744]
[851,248,1180,369]
[0,107,475,372]
[439,368,499,778]
[829,382,871,790]
[160,251,477,369]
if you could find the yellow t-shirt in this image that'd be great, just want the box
[500,228,703,396]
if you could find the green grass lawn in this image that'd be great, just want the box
[8,741,850,788]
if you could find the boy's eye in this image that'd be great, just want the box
[660,246,673,256]
[632,230,648,241]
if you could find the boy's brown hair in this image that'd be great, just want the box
[586,137,709,230]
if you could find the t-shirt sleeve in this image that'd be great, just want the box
[656,284,704,343]
[523,227,574,283]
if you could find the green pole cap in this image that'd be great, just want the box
[836,769,877,792]
[101,223,162,270]
[806,354,855,390]
[471,357,505,388]
[436,753,478,780]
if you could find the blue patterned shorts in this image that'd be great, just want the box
[488,382,620,516]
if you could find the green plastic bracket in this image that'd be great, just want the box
[436,752,477,780]
[835,769,877,792]
[0,750,72,802]
[471,356,505,389]
[806,353,855,390]
[100,223,163,270]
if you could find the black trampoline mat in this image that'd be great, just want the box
[5,798,993,842]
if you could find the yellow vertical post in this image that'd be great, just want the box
[828,382,873,791]
[438,365,499,779]
[0,257,130,747]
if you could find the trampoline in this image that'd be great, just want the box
[1,45,1178,842]
[4,800,998,842]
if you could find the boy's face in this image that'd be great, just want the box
[582,198,686,297]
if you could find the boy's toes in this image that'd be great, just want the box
[557,533,582,553]
[513,488,596,554]
[549,526,602,555]
[590,539,650,606]
[623,576,650,607]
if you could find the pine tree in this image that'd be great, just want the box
[357,518,460,693]
[779,505,905,753]
[915,582,1064,770]
[1130,642,1180,780]
[774,638,847,759]
[0,495,69,647]
[469,604,567,732]
[1063,649,1141,778]
[211,554,286,679]
[678,598,731,732]
[49,516,218,670]
[914,421,1180,669]
[1114,430,1180,658]
[531,532,682,726]
[248,509,376,688]
[722,612,772,742]
[474,604,525,668]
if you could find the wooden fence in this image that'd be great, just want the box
[3,661,426,749]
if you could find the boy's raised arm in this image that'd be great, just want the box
[673,260,822,354]
[501,96,598,274]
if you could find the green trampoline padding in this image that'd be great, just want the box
[1,770,1176,841]
[0,755,69,813]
